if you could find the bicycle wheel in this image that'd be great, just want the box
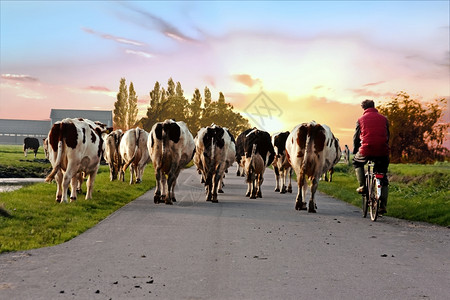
[369,177,379,221]
[362,175,369,218]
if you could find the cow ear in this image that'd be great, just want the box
[168,123,180,143]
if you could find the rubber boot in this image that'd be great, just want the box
[355,167,365,194]
[379,185,388,214]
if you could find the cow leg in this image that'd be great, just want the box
[274,166,280,192]
[85,171,98,200]
[24,148,28,157]
[69,176,78,202]
[246,182,251,197]
[280,169,287,194]
[55,171,63,203]
[250,173,257,199]
[257,174,263,198]
[287,168,293,193]
[308,177,318,213]
[61,168,77,203]
[34,150,37,158]
[295,174,307,210]
[165,173,174,205]
[154,168,162,204]
[218,175,224,193]
[211,168,222,203]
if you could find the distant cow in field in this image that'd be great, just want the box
[243,129,275,199]
[271,131,293,194]
[45,118,108,203]
[285,121,341,212]
[194,124,234,202]
[235,128,253,177]
[104,129,123,181]
[24,137,39,158]
[119,127,151,184]
[149,119,195,205]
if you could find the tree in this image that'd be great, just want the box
[113,78,128,130]
[127,82,138,129]
[187,88,203,135]
[378,91,449,163]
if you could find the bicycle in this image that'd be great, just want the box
[362,161,384,221]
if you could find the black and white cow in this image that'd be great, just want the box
[149,119,195,205]
[194,124,234,203]
[23,137,39,158]
[119,127,151,184]
[104,129,123,181]
[45,118,108,203]
[243,129,275,199]
[235,128,254,177]
[285,121,341,212]
[271,131,293,194]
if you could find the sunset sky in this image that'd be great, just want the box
[1,1,449,148]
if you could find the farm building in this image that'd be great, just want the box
[0,109,113,145]
[50,109,113,127]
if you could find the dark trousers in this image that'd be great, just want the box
[353,152,389,186]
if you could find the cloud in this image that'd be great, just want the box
[349,88,396,99]
[363,81,386,87]
[84,86,111,92]
[125,49,153,58]
[1,74,39,82]
[120,3,198,42]
[232,74,261,88]
[82,27,145,46]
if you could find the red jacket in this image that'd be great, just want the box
[353,108,389,156]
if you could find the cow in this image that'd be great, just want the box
[271,131,293,194]
[285,121,342,213]
[45,118,107,203]
[243,129,275,199]
[149,119,195,205]
[218,127,236,193]
[235,128,254,177]
[104,129,124,181]
[194,124,233,203]
[119,127,151,184]
[23,137,39,158]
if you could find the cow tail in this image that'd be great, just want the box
[246,143,257,183]
[123,128,140,172]
[45,124,65,182]
[300,134,314,178]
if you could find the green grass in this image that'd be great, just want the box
[318,161,450,227]
[0,144,51,177]
[0,145,155,253]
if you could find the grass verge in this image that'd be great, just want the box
[318,162,450,227]
[0,160,155,254]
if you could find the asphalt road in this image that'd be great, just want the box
[1,165,449,300]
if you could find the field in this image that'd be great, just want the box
[1,145,449,254]
[0,145,155,253]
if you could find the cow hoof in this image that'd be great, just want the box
[295,202,307,211]
[280,188,286,194]
[70,197,77,202]
[257,192,262,198]
[56,198,62,203]
[172,198,177,202]
[165,200,173,205]
[274,188,280,192]
[288,187,293,193]
[250,195,257,199]
[236,170,241,176]
[245,192,250,197]
[154,194,160,204]
[218,189,224,193]
[212,199,219,203]
[136,179,141,184]
[308,208,317,213]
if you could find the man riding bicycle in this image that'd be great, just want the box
[353,99,390,215]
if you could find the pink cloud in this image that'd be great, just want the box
[1,74,39,82]
[232,74,261,88]
[81,27,145,46]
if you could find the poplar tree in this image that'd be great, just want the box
[127,82,138,129]
[113,78,128,130]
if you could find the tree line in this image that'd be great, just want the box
[113,79,449,163]
[113,77,250,138]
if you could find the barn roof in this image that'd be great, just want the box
[50,109,113,126]
[0,119,51,135]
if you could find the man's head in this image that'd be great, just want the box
[361,99,375,110]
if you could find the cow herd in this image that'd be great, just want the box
[41,117,342,213]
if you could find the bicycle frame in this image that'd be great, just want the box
[363,162,384,221]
